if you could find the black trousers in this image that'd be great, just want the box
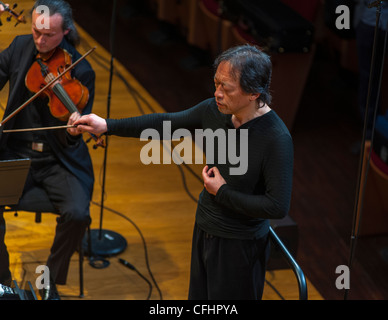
[0,152,91,285]
[188,223,270,300]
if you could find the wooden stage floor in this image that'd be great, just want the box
[0,1,322,300]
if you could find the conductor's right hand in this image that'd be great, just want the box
[0,3,8,15]
[73,113,108,135]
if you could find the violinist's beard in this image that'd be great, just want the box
[34,41,58,54]
[35,44,50,54]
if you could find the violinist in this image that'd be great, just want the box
[0,0,95,300]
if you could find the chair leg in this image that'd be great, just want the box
[79,239,84,298]
[78,225,91,298]
[35,212,42,223]
[87,225,92,257]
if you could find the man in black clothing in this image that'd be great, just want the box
[75,45,293,299]
[0,0,95,299]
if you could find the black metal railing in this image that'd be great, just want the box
[268,226,308,300]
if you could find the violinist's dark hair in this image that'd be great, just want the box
[213,44,272,106]
[31,0,80,47]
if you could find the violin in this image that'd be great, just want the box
[1,46,104,148]
[25,47,89,122]
[24,46,105,148]
[0,1,26,27]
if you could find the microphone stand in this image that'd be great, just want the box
[84,0,127,262]
[344,0,387,299]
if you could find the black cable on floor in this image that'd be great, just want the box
[91,200,163,300]
[118,258,153,300]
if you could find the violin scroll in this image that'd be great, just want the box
[0,1,26,27]
[83,130,106,149]
[92,135,106,149]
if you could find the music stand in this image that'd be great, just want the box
[0,158,36,300]
[0,158,31,206]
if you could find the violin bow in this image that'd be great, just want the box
[0,46,96,128]
[2,124,76,133]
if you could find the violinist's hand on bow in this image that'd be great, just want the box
[202,165,226,196]
[73,113,108,135]
[67,112,82,136]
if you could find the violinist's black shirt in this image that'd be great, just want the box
[0,35,95,197]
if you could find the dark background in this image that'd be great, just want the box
[66,0,388,300]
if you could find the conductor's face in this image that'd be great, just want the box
[31,10,69,53]
[214,61,255,116]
